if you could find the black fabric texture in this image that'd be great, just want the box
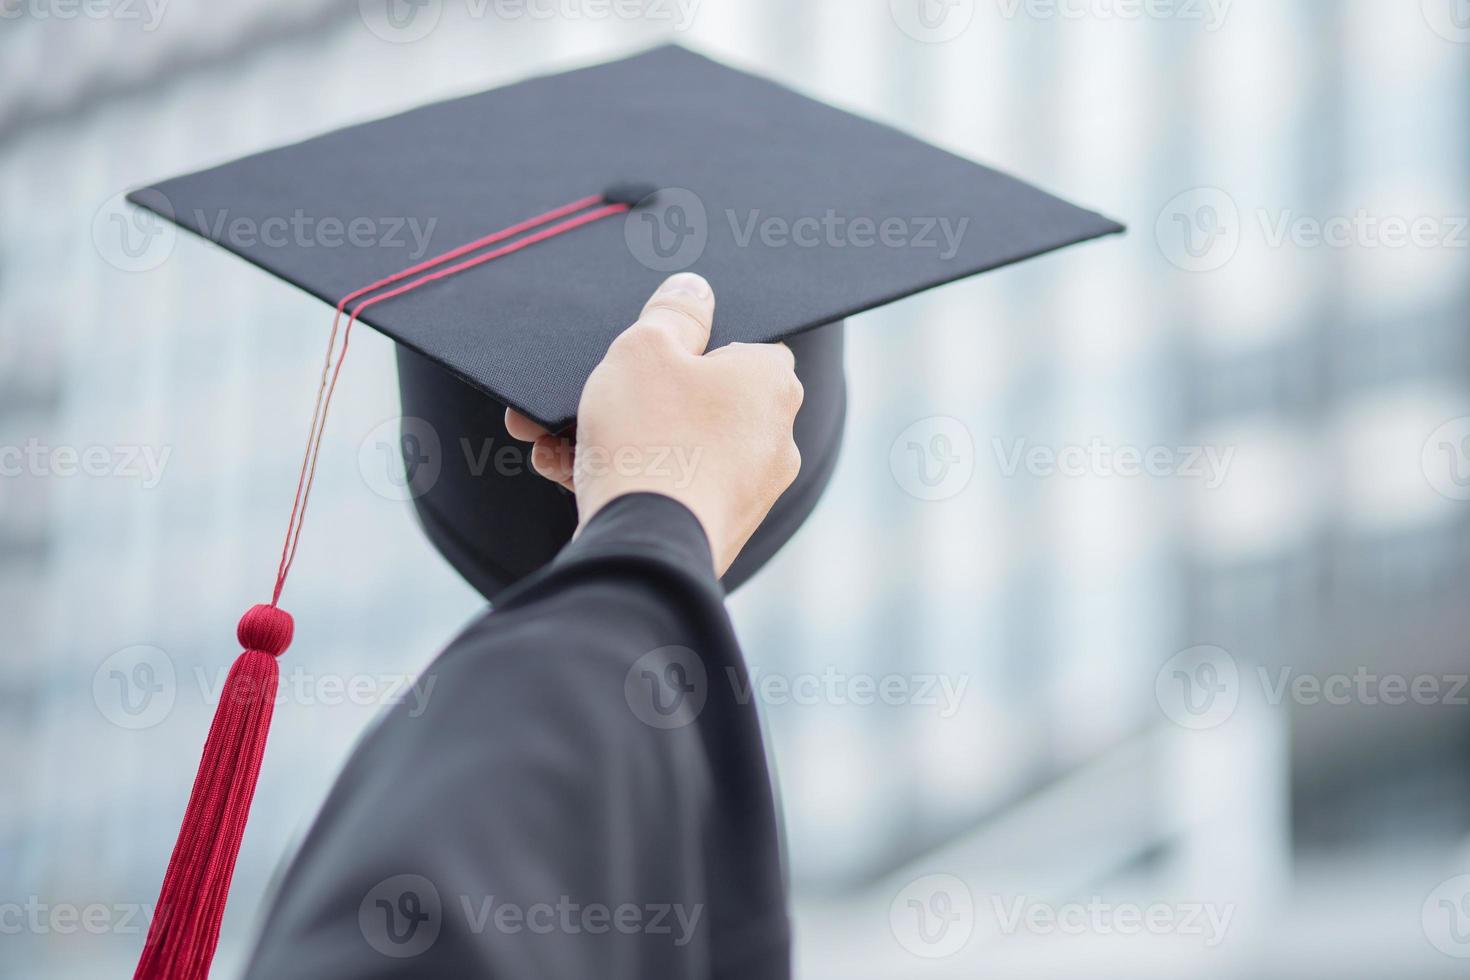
[242,493,789,980]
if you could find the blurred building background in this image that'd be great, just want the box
[2,1,1468,977]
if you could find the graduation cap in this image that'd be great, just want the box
[124,44,1122,979]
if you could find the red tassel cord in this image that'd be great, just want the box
[132,194,631,980]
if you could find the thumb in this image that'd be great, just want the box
[636,272,714,356]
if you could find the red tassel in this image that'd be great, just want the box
[133,604,293,980]
[131,196,628,979]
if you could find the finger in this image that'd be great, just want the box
[531,435,576,490]
[504,407,550,442]
[636,272,714,356]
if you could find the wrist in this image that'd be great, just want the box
[570,490,720,580]
[578,481,724,575]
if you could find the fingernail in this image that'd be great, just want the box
[661,272,711,299]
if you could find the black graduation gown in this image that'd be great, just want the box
[241,493,790,979]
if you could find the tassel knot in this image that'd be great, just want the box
[237,604,293,656]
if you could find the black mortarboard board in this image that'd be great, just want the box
[128,43,1121,600]
[125,45,1122,979]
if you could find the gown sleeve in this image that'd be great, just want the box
[240,492,790,980]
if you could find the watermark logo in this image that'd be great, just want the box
[359,0,443,42]
[1155,645,1239,730]
[93,646,177,730]
[1422,417,1470,502]
[890,416,975,502]
[93,190,175,273]
[624,187,708,273]
[1156,187,1241,273]
[890,0,975,43]
[359,417,443,502]
[1423,875,1470,958]
[624,646,708,729]
[890,874,974,958]
[360,874,443,958]
[1423,0,1470,43]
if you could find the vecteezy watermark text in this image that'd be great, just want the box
[992,437,1235,488]
[889,0,1230,44]
[358,0,700,44]
[995,0,1231,29]
[458,896,701,945]
[196,666,438,716]
[986,895,1235,947]
[731,666,970,717]
[0,439,170,488]
[0,898,155,935]
[726,210,969,261]
[0,0,169,30]
[191,210,439,259]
